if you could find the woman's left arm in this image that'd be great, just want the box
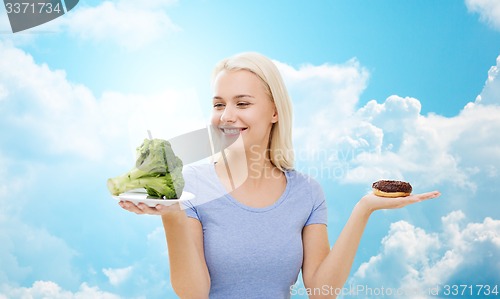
[302,191,440,299]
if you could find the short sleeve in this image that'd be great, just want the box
[182,200,200,221]
[304,178,328,226]
[179,165,200,221]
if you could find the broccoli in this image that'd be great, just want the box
[107,138,184,199]
[135,138,182,173]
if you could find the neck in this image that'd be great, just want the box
[247,148,275,181]
[215,145,278,190]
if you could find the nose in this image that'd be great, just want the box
[220,105,236,123]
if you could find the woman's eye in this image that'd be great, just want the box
[237,102,250,107]
[213,103,225,109]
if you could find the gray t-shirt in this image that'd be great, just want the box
[181,163,328,299]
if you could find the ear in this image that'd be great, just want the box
[271,109,278,123]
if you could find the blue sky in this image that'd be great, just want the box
[1,0,500,298]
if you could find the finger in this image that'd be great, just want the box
[412,191,441,202]
[384,191,441,207]
[119,201,145,214]
[402,191,440,206]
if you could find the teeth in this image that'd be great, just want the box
[222,128,240,134]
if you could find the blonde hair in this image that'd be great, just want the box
[212,52,294,171]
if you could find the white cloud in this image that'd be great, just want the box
[60,0,180,50]
[3,36,496,193]
[102,266,133,286]
[1,0,179,48]
[0,84,7,101]
[0,281,120,299]
[278,58,369,126]
[466,0,500,31]
[1,39,499,298]
[0,41,201,299]
[280,54,500,193]
[98,227,172,297]
[0,41,205,163]
[277,58,369,115]
[138,226,171,291]
[0,213,80,288]
[342,96,500,190]
[276,58,370,167]
[350,211,500,298]
[0,40,112,161]
[0,151,78,287]
[473,55,500,106]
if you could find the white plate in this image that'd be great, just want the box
[113,190,194,207]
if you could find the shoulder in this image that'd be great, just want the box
[182,162,212,172]
[182,163,212,178]
[181,163,213,195]
[286,169,323,192]
[181,163,227,210]
[287,169,326,208]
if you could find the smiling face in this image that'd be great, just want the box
[211,69,278,153]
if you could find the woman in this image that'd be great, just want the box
[119,52,440,299]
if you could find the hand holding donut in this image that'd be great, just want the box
[358,180,440,213]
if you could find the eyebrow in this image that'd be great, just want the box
[213,94,255,101]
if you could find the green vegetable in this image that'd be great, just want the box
[135,138,182,173]
[107,138,184,199]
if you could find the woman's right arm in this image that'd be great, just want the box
[119,202,210,299]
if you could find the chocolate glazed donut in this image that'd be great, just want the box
[372,180,412,197]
